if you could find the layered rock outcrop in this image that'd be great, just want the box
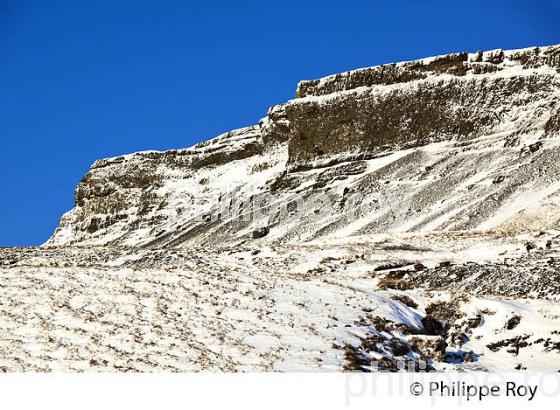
[47,45,560,247]
[288,46,560,168]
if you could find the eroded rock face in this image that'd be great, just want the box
[47,45,560,248]
[296,47,560,98]
[49,125,288,246]
[286,74,558,167]
[286,46,560,168]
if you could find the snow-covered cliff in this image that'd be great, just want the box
[48,45,560,248]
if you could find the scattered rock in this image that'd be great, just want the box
[505,315,521,330]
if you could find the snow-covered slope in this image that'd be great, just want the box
[2,232,560,371]
[2,45,560,372]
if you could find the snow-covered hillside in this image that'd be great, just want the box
[2,232,560,371]
[1,45,560,372]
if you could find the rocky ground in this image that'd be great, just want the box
[2,230,560,372]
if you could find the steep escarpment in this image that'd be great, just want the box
[287,47,560,168]
[47,45,560,248]
[50,125,289,246]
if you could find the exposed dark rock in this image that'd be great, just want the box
[421,316,447,336]
[252,227,270,239]
[505,315,522,330]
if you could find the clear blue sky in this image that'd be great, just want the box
[1,0,559,246]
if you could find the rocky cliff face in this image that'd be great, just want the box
[48,45,560,248]
[288,51,559,168]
